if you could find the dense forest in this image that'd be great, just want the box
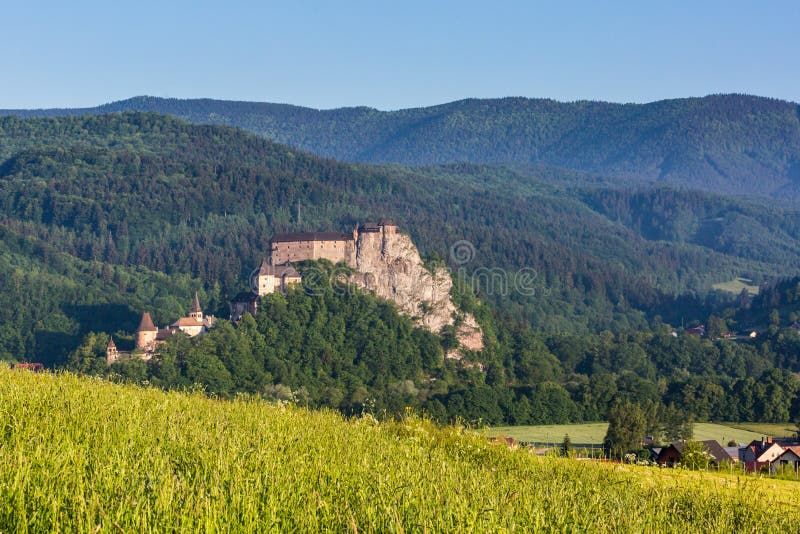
[67,264,800,426]
[3,112,800,424]
[4,94,800,199]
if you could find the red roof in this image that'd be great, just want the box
[171,317,204,328]
[779,445,800,457]
[137,312,158,332]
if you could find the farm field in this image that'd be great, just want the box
[488,422,792,446]
[722,422,798,437]
[2,365,800,532]
[712,277,760,295]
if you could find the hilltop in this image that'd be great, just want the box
[1,366,797,532]
[4,94,800,199]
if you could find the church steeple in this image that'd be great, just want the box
[106,336,120,365]
[189,292,203,321]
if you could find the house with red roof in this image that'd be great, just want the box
[771,446,800,474]
[740,438,784,472]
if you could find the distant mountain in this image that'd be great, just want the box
[3,94,800,198]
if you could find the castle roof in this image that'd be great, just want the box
[107,337,117,349]
[258,258,301,278]
[379,219,396,227]
[190,292,202,313]
[360,222,380,232]
[156,328,174,341]
[272,231,353,243]
[137,312,158,332]
[172,317,205,328]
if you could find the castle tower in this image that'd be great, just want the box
[188,292,203,321]
[379,219,397,236]
[106,337,119,365]
[257,258,276,296]
[136,312,158,350]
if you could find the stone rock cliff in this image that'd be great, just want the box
[351,230,483,352]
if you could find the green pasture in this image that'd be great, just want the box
[488,421,795,446]
[712,277,760,295]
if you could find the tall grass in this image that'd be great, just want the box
[1,364,798,532]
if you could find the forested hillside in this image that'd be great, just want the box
[4,112,800,423]
[4,94,800,198]
[4,112,800,361]
[67,266,800,426]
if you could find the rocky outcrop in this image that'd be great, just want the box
[351,230,483,352]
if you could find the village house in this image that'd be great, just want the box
[771,446,800,473]
[723,446,741,463]
[739,438,785,472]
[684,325,706,336]
[656,440,731,467]
[11,362,44,372]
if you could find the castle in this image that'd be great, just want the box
[106,293,216,364]
[270,219,396,268]
[108,218,482,363]
[230,258,302,320]
[229,220,397,320]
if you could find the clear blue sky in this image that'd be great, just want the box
[2,0,798,110]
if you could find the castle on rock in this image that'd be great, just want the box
[229,220,397,320]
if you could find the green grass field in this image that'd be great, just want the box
[2,365,800,531]
[722,422,799,437]
[712,277,760,295]
[488,422,795,446]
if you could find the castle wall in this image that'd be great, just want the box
[257,273,276,296]
[271,239,355,267]
[177,324,204,337]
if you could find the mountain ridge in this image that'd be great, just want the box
[3,94,800,198]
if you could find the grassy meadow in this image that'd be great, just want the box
[488,422,793,446]
[2,365,800,532]
[723,422,799,438]
[711,277,760,295]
